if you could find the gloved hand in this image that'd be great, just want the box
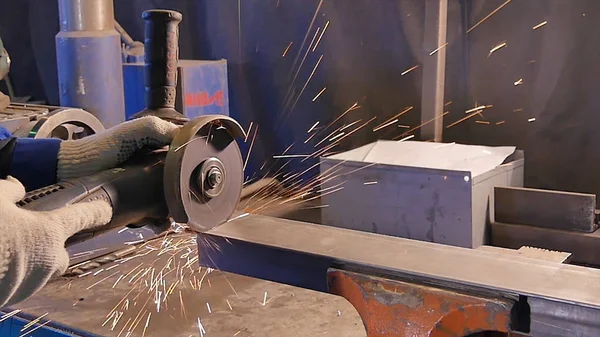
[57,116,179,179]
[0,176,112,308]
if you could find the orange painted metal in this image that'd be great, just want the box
[328,269,517,337]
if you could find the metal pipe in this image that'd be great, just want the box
[58,0,114,31]
[55,0,125,128]
[420,0,448,142]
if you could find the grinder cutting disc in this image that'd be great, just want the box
[164,116,246,232]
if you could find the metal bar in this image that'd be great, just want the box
[491,222,600,266]
[494,186,597,232]
[199,214,600,310]
[420,0,448,142]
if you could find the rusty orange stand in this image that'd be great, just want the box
[328,269,523,337]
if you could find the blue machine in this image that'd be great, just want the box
[55,0,125,128]
[123,59,230,119]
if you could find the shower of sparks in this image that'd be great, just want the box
[467,0,512,33]
[20,313,49,332]
[372,106,413,131]
[228,213,250,222]
[243,125,259,171]
[489,42,507,56]
[528,117,536,122]
[465,105,487,114]
[282,42,293,57]
[262,292,268,306]
[398,124,410,129]
[444,101,453,107]
[329,132,345,142]
[401,65,419,76]
[475,120,490,125]
[198,317,206,337]
[496,121,506,125]
[18,320,52,337]
[447,111,480,129]
[288,0,324,77]
[533,21,548,30]
[312,87,327,101]
[141,312,151,337]
[245,122,254,142]
[288,54,324,114]
[0,310,21,323]
[313,20,330,52]
[206,302,212,314]
[513,108,523,112]
[398,134,415,142]
[373,118,398,132]
[325,102,360,129]
[514,78,523,86]
[308,121,320,133]
[429,43,448,56]
[396,111,450,139]
[273,154,310,158]
[364,181,377,185]
[282,143,295,155]
[304,132,317,144]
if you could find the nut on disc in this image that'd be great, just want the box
[164,116,244,232]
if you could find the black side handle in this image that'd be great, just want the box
[130,9,188,124]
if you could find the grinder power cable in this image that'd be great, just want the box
[17,10,245,247]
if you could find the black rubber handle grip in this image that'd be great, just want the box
[143,10,183,110]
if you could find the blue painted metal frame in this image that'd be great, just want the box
[0,310,102,337]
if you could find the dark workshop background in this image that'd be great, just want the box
[1,0,598,201]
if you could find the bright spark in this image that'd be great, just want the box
[282,42,293,57]
[313,20,330,52]
[489,42,507,56]
[308,121,320,133]
[312,87,327,101]
[401,65,419,76]
[467,0,512,33]
[528,118,536,122]
[429,43,448,56]
[514,78,523,86]
[533,21,548,30]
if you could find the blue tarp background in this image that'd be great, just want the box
[2,0,600,203]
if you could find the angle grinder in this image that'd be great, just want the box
[18,115,245,246]
[17,10,246,246]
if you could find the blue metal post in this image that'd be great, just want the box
[55,0,125,128]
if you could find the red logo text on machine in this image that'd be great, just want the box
[185,91,225,107]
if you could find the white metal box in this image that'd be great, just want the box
[319,141,524,248]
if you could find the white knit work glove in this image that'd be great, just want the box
[0,176,113,308]
[57,116,179,179]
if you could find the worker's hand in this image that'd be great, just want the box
[57,116,179,180]
[0,176,113,308]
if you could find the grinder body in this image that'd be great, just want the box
[18,151,169,246]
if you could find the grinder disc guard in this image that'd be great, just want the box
[164,117,245,232]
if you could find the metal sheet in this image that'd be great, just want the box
[202,214,600,309]
[491,221,600,266]
[495,186,597,232]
